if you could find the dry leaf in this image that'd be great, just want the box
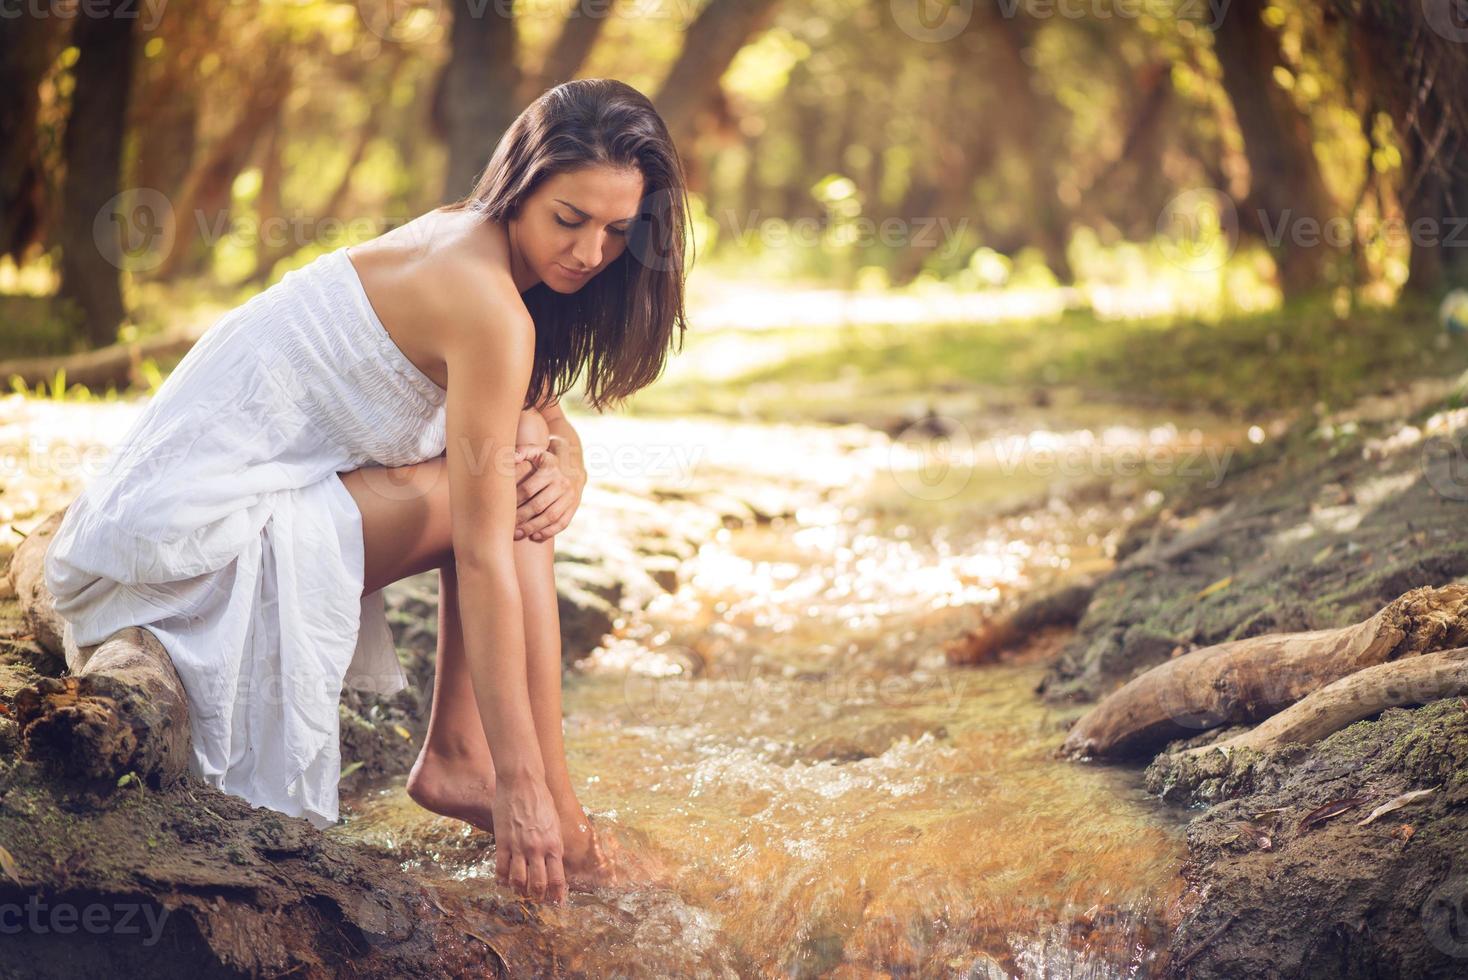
[393,724,412,741]
[424,887,450,916]
[0,845,22,886]
[1357,788,1435,826]
[1298,794,1373,833]
[1194,576,1234,599]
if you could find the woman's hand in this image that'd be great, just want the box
[492,773,568,904]
[513,440,586,542]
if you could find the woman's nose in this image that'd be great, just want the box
[572,231,604,269]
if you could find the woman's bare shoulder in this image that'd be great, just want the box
[429,252,532,352]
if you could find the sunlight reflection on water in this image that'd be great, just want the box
[336,414,1201,977]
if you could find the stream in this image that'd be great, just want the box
[331,411,1237,977]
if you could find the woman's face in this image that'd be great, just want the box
[514,165,646,293]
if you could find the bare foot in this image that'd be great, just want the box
[558,806,620,889]
[405,751,496,834]
[407,756,623,889]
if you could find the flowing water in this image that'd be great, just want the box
[332,413,1238,978]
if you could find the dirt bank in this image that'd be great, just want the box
[1147,699,1468,978]
[1040,378,1468,977]
[1041,382,1468,707]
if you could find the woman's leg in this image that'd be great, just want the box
[335,408,583,837]
[337,446,497,828]
[506,414,601,873]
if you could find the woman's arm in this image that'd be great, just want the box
[538,397,586,486]
[443,290,566,903]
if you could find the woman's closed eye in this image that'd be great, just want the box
[555,215,628,236]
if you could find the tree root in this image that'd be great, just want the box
[1177,645,1468,758]
[1058,584,1468,760]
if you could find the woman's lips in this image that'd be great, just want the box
[557,263,592,278]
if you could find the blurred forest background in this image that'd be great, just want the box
[3,0,1468,420]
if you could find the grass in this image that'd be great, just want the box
[626,295,1468,424]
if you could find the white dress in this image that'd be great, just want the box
[43,246,448,830]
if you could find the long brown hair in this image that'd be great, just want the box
[442,78,693,412]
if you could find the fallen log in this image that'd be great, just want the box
[6,508,69,659]
[0,329,199,393]
[945,577,1097,666]
[7,506,193,786]
[14,626,193,785]
[1058,584,1468,760]
[1177,645,1468,757]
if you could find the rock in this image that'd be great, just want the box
[557,581,618,664]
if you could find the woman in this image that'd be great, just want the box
[43,78,692,906]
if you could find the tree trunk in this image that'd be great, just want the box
[157,67,291,281]
[57,0,139,349]
[1343,0,1468,295]
[1210,0,1338,297]
[652,0,782,152]
[0,13,70,263]
[525,0,609,99]
[987,12,1074,284]
[438,0,522,205]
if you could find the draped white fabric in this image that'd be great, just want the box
[45,247,447,829]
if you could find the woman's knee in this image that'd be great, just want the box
[516,407,549,453]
